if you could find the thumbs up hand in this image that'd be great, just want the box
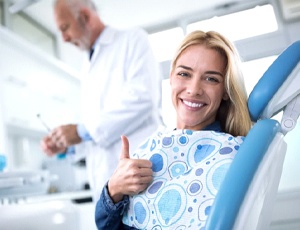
[108,135,153,203]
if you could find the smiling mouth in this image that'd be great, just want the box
[182,100,204,108]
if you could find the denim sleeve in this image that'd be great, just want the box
[95,183,129,230]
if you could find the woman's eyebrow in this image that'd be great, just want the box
[205,71,224,78]
[176,65,193,71]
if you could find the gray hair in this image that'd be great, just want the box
[55,0,97,16]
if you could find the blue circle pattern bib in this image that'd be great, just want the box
[122,127,244,229]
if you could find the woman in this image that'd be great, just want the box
[95,30,252,229]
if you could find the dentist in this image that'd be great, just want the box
[40,0,163,202]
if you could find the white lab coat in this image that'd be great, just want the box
[73,26,163,201]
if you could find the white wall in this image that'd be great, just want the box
[271,190,300,229]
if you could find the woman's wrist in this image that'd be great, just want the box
[107,180,124,203]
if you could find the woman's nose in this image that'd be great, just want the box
[187,80,203,96]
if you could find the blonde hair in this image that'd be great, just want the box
[171,30,252,136]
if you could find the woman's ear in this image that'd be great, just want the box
[222,92,229,100]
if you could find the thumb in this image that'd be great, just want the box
[120,135,130,160]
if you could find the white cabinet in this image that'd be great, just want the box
[0,27,82,166]
[0,27,81,133]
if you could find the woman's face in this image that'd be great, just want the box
[170,44,229,130]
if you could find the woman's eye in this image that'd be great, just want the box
[205,76,219,83]
[178,72,190,77]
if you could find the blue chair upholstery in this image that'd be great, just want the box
[248,40,300,122]
[205,40,300,230]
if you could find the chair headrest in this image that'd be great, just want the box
[248,40,300,122]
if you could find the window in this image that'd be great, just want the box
[12,13,57,57]
[187,4,278,41]
[241,55,278,95]
[148,27,184,62]
[0,2,3,25]
[149,4,278,64]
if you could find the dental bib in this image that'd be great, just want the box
[122,127,244,229]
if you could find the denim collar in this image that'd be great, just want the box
[202,120,222,132]
[174,121,222,132]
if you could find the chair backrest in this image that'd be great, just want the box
[205,40,300,230]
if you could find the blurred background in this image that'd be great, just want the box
[0,0,300,229]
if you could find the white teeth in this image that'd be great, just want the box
[183,100,204,108]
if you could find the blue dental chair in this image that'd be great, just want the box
[206,40,300,229]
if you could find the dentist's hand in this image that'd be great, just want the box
[108,135,153,203]
[41,124,81,156]
[41,135,66,156]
